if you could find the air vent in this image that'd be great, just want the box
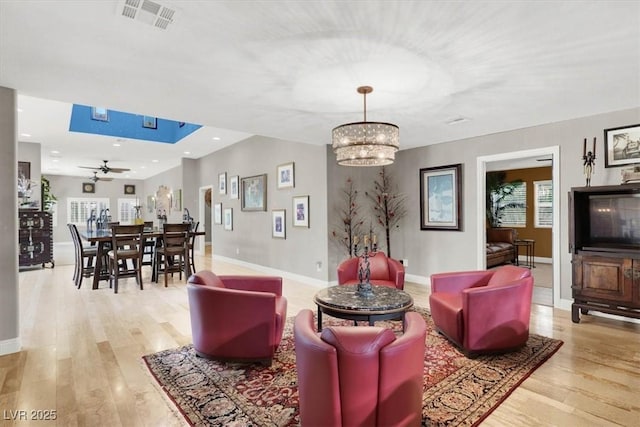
[118,0,176,30]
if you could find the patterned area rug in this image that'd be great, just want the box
[142,307,562,426]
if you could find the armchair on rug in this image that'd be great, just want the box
[429,265,533,356]
[337,252,405,289]
[186,270,287,365]
[293,309,426,427]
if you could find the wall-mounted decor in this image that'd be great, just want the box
[223,207,233,230]
[147,195,155,213]
[91,107,109,121]
[293,195,310,227]
[218,172,227,195]
[277,162,295,189]
[420,164,462,231]
[142,115,157,129]
[83,182,95,194]
[214,203,222,224]
[272,209,286,238]
[124,184,136,195]
[18,161,30,179]
[229,175,239,199]
[241,174,267,211]
[173,189,182,210]
[156,185,172,215]
[604,124,640,168]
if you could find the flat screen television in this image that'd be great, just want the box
[587,193,640,249]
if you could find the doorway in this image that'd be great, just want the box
[477,147,560,308]
[197,185,214,258]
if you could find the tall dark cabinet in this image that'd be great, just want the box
[569,184,640,323]
[18,210,54,268]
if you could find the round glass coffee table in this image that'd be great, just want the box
[314,285,414,331]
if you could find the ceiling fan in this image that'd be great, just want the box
[79,160,130,174]
[89,171,113,182]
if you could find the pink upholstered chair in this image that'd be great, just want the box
[429,265,533,356]
[337,252,405,289]
[294,309,426,427]
[187,270,287,365]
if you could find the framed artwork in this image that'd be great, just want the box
[229,175,239,199]
[124,184,136,195]
[218,172,227,195]
[214,203,222,225]
[272,209,286,239]
[241,174,267,211]
[173,189,182,210]
[18,161,30,179]
[82,182,95,194]
[277,162,295,189]
[420,164,462,231]
[91,107,109,121]
[604,124,640,167]
[293,195,310,227]
[142,116,157,129]
[223,207,233,231]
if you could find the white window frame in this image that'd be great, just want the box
[534,180,553,228]
[499,182,527,228]
[67,197,110,226]
[117,198,138,224]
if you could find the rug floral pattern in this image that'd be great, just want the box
[142,307,562,426]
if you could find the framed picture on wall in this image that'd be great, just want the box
[293,195,309,227]
[420,164,462,231]
[82,182,95,194]
[272,209,286,238]
[218,172,227,195]
[604,124,640,167]
[124,184,135,195]
[223,207,233,230]
[214,203,222,224]
[229,175,239,199]
[277,162,295,189]
[241,174,267,211]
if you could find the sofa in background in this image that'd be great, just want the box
[486,227,516,268]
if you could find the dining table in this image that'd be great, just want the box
[79,227,205,290]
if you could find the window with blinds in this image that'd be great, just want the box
[117,198,138,224]
[534,180,553,228]
[498,182,526,227]
[67,198,110,225]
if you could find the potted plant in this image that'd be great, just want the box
[486,171,524,228]
[41,176,57,211]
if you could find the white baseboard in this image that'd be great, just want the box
[0,337,21,356]
[406,273,429,286]
[213,255,329,288]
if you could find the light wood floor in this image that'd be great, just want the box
[1,253,639,426]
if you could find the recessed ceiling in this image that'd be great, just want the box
[1,1,638,179]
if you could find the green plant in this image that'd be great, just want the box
[486,171,524,228]
[41,176,57,211]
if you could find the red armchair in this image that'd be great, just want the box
[187,270,287,364]
[294,309,426,427]
[429,265,533,356]
[337,252,405,289]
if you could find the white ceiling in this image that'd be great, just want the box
[1,1,639,179]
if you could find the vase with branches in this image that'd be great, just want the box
[365,167,407,258]
[330,178,365,257]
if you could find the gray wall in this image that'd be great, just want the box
[198,135,329,281]
[0,87,19,352]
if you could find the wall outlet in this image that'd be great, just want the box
[316,261,322,272]
[401,259,408,267]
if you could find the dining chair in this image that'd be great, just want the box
[141,221,156,268]
[188,221,199,276]
[155,223,191,287]
[107,224,145,293]
[67,223,98,289]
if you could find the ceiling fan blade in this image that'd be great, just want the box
[99,177,114,181]
[79,166,100,170]
[106,167,130,173]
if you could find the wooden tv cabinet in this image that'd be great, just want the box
[569,184,640,323]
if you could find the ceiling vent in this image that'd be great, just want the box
[119,0,176,30]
